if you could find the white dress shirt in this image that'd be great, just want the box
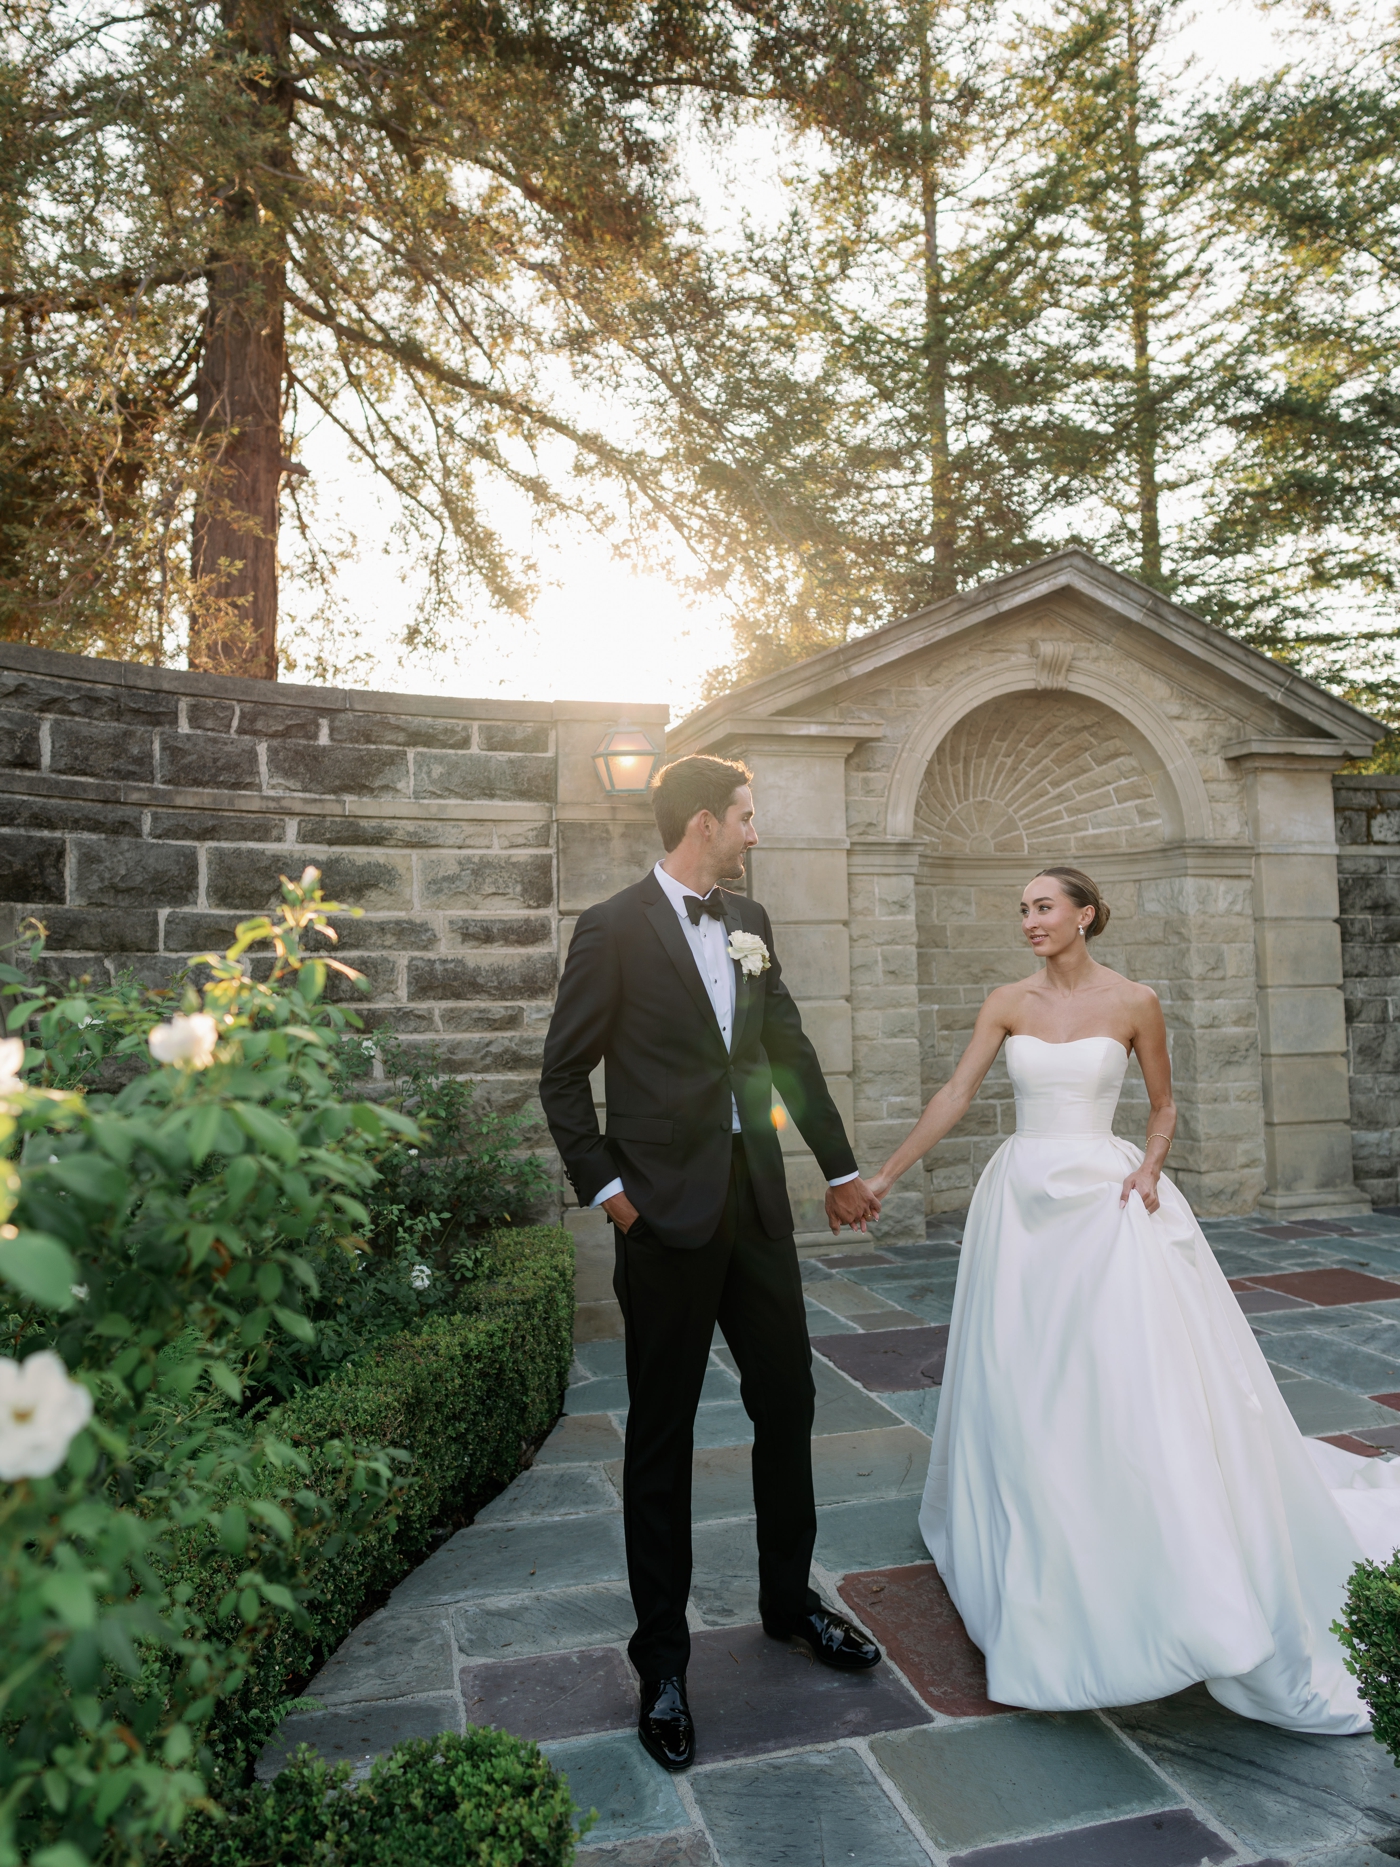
[592,862,859,1207]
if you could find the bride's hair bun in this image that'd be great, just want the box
[1034,866,1110,938]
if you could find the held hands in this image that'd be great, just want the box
[826,1176,882,1235]
[1119,1167,1161,1214]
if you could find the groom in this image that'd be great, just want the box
[540,754,883,1772]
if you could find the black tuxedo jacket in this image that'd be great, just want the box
[540,868,858,1250]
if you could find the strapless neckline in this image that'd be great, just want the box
[1007,1033,1130,1057]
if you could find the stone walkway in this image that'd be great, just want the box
[263,1213,1400,1867]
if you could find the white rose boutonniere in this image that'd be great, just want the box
[727,930,771,977]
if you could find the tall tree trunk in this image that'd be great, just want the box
[918,6,958,599]
[189,0,292,681]
[1120,0,1162,582]
[190,258,285,678]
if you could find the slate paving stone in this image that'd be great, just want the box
[878,1387,942,1434]
[306,1607,453,1705]
[1319,1432,1387,1456]
[689,1516,761,1627]
[1251,1269,1400,1306]
[871,1714,1177,1854]
[682,1622,932,1761]
[689,1746,930,1865]
[460,1644,635,1743]
[451,1583,637,1659]
[813,1325,949,1392]
[1247,1330,1400,1396]
[255,1694,458,1781]
[1236,1290,1318,1315]
[605,1426,927,1522]
[838,1562,1010,1717]
[475,1464,621,1524]
[712,1347,902,1434]
[534,1413,627,1465]
[946,1807,1234,1867]
[575,1832,714,1867]
[1110,1684,1400,1856]
[575,1340,631,1380]
[811,1276,911,1318]
[1272,1377,1400,1437]
[819,1250,897,1270]
[803,1298,859,1334]
[691,1401,756,1449]
[848,1307,930,1331]
[541,1731,687,1847]
[815,1495,929,1574]
[390,1513,627,1604]
[565,1375,633,1415]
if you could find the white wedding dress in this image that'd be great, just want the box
[919,1033,1400,1733]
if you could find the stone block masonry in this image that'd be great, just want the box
[0,644,665,1164]
[1336,774,1400,1208]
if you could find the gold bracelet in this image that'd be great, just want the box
[1146,1132,1173,1154]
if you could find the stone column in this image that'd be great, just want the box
[553,703,668,1340]
[683,718,882,1249]
[1228,740,1371,1218]
[848,839,926,1246]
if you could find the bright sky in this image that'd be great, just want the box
[281,0,1305,719]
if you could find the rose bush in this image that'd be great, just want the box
[0,873,423,1867]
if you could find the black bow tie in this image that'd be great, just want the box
[685,889,726,925]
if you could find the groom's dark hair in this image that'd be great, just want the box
[651,754,754,851]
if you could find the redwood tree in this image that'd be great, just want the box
[0,0,893,677]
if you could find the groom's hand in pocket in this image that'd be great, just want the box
[603,1191,642,1234]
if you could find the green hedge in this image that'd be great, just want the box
[185,1224,575,1775]
[175,1729,584,1866]
[1338,1552,1400,1759]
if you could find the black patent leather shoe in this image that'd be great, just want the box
[637,1674,695,1770]
[762,1603,882,1671]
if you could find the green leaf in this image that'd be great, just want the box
[188,1102,223,1167]
[33,1844,92,1867]
[218,1505,248,1555]
[208,1362,242,1403]
[93,1771,134,1822]
[272,1304,314,1343]
[0,1230,78,1309]
[295,959,326,1002]
[349,1103,384,1138]
[258,1581,297,1612]
[255,1261,284,1302]
[40,1571,96,1631]
[46,1154,127,1207]
[248,1499,293,1540]
[231,1102,300,1163]
[88,1116,135,1166]
[376,1107,420,1138]
[224,1155,259,1206]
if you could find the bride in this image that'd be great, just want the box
[866,865,1400,1733]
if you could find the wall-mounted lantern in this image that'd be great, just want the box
[593,725,661,795]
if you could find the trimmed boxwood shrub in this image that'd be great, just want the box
[1338,1553,1400,1757]
[173,1729,586,1865]
[186,1224,575,1775]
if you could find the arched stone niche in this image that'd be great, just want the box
[911,690,1174,1212]
[672,550,1380,1245]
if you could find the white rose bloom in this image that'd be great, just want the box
[0,1352,93,1481]
[148,1013,219,1069]
[0,1036,26,1095]
[409,1263,432,1291]
[726,930,771,977]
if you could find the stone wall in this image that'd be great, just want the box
[0,643,664,1165]
[1335,775,1400,1208]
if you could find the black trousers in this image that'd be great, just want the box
[612,1138,819,1679]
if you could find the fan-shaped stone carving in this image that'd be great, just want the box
[915,692,1164,855]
